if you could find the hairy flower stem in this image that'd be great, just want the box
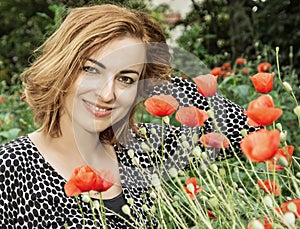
[98,193,108,229]
[75,195,86,227]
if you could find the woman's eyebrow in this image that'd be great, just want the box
[119,70,140,75]
[87,58,106,69]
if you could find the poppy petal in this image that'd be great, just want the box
[199,132,229,149]
[193,74,217,97]
[240,129,280,162]
[144,94,179,117]
[175,106,209,127]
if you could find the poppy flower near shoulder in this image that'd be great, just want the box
[248,94,274,109]
[199,132,229,149]
[266,145,294,171]
[144,94,179,117]
[193,74,218,97]
[257,179,281,197]
[0,97,5,103]
[257,62,271,72]
[240,129,280,162]
[175,106,209,127]
[250,72,275,93]
[246,95,283,126]
[64,165,115,197]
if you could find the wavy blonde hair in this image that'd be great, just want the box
[22,4,171,143]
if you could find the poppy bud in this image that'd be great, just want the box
[282,212,296,227]
[151,205,156,214]
[283,81,293,93]
[238,188,245,195]
[150,128,157,135]
[192,146,201,158]
[293,105,300,117]
[92,200,100,210]
[248,220,264,229]
[280,131,287,142]
[168,167,178,177]
[241,129,248,137]
[287,202,298,213]
[81,193,91,203]
[127,149,134,158]
[141,142,151,152]
[276,123,283,131]
[263,195,273,207]
[208,197,219,207]
[139,127,147,136]
[142,204,149,212]
[163,116,170,124]
[121,204,131,216]
[186,183,195,194]
[277,156,288,168]
[151,174,160,187]
[182,140,190,149]
[150,191,157,199]
[127,198,134,206]
[210,164,218,172]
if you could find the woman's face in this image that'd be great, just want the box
[63,37,146,134]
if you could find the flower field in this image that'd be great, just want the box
[135,49,300,229]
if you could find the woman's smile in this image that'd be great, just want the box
[83,99,113,118]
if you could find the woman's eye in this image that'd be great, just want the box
[82,66,100,74]
[118,76,134,84]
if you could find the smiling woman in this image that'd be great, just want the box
[0,3,259,229]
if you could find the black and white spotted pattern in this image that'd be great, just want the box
[0,76,258,228]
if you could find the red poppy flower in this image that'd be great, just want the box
[257,179,281,197]
[240,129,280,162]
[199,132,229,149]
[183,177,203,200]
[245,95,282,126]
[210,67,221,76]
[0,97,5,103]
[257,62,271,72]
[266,145,294,171]
[175,106,209,127]
[193,74,218,97]
[250,72,275,93]
[280,199,300,221]
[241,68,250,75]
[207,210,216,220]
[64,165,115,197]
[144,94,179,117]
[235,58,247,65]
[222,62,231,71]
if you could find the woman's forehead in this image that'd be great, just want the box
[88,37,146,68]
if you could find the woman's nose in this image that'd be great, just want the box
[96,79,115,102]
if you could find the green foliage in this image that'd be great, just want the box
[0,81,35,145]
[174,0,300,72]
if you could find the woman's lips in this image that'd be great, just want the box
[83,100,113,118]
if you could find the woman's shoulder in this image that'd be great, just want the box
[0,135,38,161]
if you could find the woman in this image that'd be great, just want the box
[0,4,257,228]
